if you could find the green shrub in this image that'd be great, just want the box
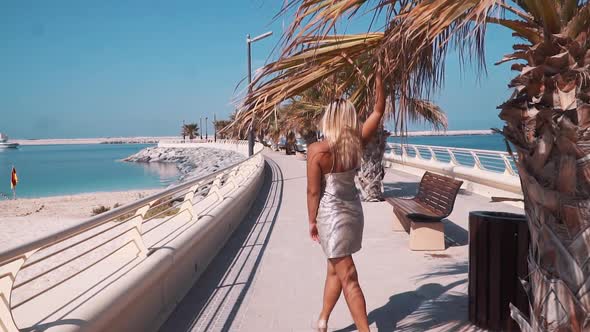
[144,197,181,219]
[91,205,111,216]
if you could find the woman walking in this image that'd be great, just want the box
[306,69,385,332]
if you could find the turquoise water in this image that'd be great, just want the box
[388,133,508,151]
[0,144,179,198]
[0,135,507,199]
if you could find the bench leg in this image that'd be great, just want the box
[392,209,409,232]
[409,221,445,251]
[392,213,405,232]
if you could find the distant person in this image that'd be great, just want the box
[306,68,385,332]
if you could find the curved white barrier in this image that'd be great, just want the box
[384,143,523,200]
[85,154,264,332]
[1,141,265,332]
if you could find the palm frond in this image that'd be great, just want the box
[279,0,377,53]
[235,33,383,133]
[403,98,448,132]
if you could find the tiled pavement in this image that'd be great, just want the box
[160,149,523,332]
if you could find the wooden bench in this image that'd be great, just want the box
[385,171,463,251]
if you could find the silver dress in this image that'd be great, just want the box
[316,169,364,259]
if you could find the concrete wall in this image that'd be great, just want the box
[89,153,265,332]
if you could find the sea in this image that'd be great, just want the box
[0,144,179,198]
[387,133,507,151]
[0,134,506,199]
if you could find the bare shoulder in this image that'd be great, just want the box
[307,141,330,163]
[308,141,329,154]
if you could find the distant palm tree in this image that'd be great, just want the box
[213,119,232,139]
[181,123,199,140]
[243,1,590,330]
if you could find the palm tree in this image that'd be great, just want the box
[214,119,232,139]
[181,123,199,141]
[273,89,327,145]
[218,111,249,140]
[284,103,321,144]
[251,1,590,330]
[237,36,446,199]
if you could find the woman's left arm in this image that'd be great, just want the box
[306,144,322,242]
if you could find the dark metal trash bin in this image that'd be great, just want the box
[468,211,529,331]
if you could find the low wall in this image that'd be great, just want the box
[5,142,265,332]
[90,154,265,332]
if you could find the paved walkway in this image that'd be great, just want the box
[160,149,523,332]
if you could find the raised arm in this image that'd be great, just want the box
[361,68,386,146]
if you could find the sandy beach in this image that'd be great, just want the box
[0,189,159,250]
[0,189,159,219]
[0,144,243,251]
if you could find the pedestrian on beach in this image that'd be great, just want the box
[11,165,18,199]
[306,67,385,332]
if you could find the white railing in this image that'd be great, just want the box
[384,143,522,196]
[386,143,518,176]
[0,141,265,332]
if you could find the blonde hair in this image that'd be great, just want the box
[321,99,362,170]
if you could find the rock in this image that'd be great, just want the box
[124,146,246,184]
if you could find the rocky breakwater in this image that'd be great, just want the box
[124,146,245,182]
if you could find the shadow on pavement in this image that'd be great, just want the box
[335,262,469,332]
[383,181,419,199]
[159,158,284,332]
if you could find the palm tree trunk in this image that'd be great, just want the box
[357,125,388,202]
[511,168,590,331]
[506,109,590,331]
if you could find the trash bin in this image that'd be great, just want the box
[468,211,529,331]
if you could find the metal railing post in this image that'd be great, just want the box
[180,184,198,220]
[448,148,459,165]
[0,250,37,332]
[126,204,151,257]
[502,155,517,176]
[471,151,484,170]
[427,147,437,161]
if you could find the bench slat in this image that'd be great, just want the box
[416,172,463,216]
[386,198,439,218]
[386,171,463,223]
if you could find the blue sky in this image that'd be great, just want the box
[1,1,516,139]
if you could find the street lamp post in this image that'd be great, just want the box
[200,117,203,140]
[205,117,208,140]
[246,31,273,156]
[214,113,217,142]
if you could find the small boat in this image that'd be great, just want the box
[0,133,19,149]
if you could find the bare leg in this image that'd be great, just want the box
[319,259,342,323]
[330,255,369,332]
